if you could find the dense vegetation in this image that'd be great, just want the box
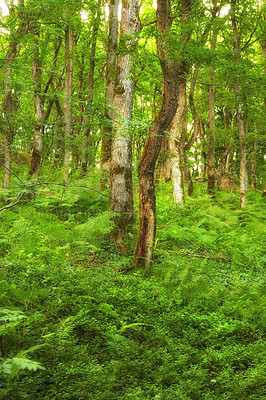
[0,0,265,398]
[0,178,265,399]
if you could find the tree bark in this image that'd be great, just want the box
[133,0,179,268]
[231,2,248,208]
[63,26,74,183]
[251,122,258,190]
[100,0,119,190]
[109,0,140,239]
[168,78,187,203]
[29,30,44,177]
[82,1,101,174]
[164,0,192,204]
[53,97,64,166]
[217,107,232,189]
[1,1,26,191]
[73,54,85,169]
[207,8,219,195]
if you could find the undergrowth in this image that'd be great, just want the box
[0,181,265,399]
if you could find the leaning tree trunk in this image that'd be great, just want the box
[63,26,74,183]
[231,2,248,208]
[133,0,179,268]
[109,0,140,240]
[100,0,119,190]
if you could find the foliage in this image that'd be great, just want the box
[0,182,265,399]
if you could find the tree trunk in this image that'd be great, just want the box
[53,97,64,166]
[164,0,192,203]
[2,85,14,191]
[217,107,232,188]
[188,65,206,180]
[207,70,216,194]
[251,122,258,190]
[217,148,230,189]
[100,0,119,190]
[260,38,266,110]
[109,0,140,239]
[63,27,74,183]
[133,0,179,268]
[73,54,85,169]
[1,1,26,191]
[82,1,101,174]
[29,31,44,177]
[231,2,248,208]
[207,17,218,195]
[168,78,187,203]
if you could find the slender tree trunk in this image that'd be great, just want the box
[82,1,101,174]
[231,2,248,208]
[63,27,74,183]
[29,31,44,177]
[1,1,26,191]
[133,0,179,268]
[207,20,218,194]
[185,164,193,196]
[217,107,232,188]
[2,71,14,191]
[251,122,258,190]
[109,0,140,240]
[225,149,231,178]
[100,0,119,189]
[53,97,64,166]
[188,65,206,180]
[260,37,266,110]
[73,54,85,169]
[207,70,216,193]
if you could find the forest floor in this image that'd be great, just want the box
[0,179,265,400]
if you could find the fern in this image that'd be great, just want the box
[0,357,45,378]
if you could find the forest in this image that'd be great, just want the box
[0,0,265,399]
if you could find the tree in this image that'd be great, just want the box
[63,25,74,183]
[133,0,179,268]
[81,0,102,174]
[1,0,26,191]
[230,0,249,208]
[100,0,119,189]
[207,2,220,195]
[167,0,192,204]
[109,0,140,241]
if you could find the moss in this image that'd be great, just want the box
[114,85,125,95]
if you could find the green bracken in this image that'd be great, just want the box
[0,181,265,400]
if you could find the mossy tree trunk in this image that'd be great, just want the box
[109,0,140,241]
